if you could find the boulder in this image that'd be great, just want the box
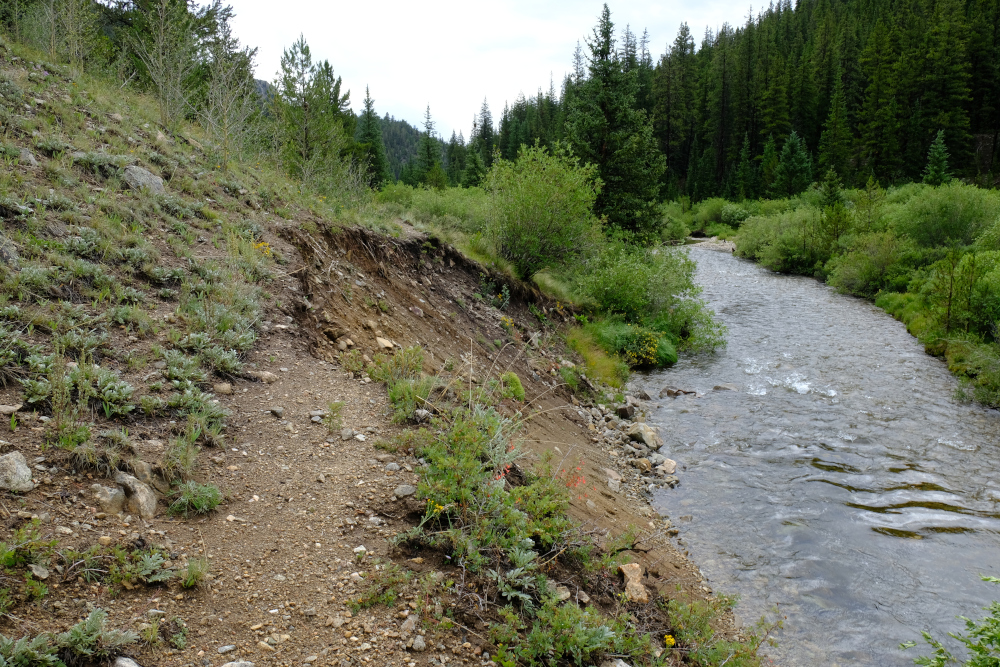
[619,563,649,604]
[635,389,653,401]
[656,458,677,475]
[130,460,155,487]
[0,234,19,269]
[122,166,165,194]
[616,405,635,420]
[18,148,37,167]
[0,452,33,492]
[91,484,126,514]
[626,422,663,449]
[114,472,157,519]
[630,458,652,473]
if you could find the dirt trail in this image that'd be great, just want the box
[2,220,715,666]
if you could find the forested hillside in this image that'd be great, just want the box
[471,0,1000,199]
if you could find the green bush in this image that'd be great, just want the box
[499,371,525,401]
[575,242,697,323]
[902,577,1000,666]
[586,321,677,367]
[736,207,829,274]
[484,143,601,279]
[369,346,423,384]
[826,231,918,298]
[387,376,436,423]
[890,182,1000,248]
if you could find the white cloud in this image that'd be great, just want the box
[228,0,752,138]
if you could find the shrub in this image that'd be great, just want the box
[587,321,677,368]
[484,143,601,279]
[736,207,829,274]
[826,231,917,298]
[499,371,524,401]
[565,327,629,388]
[323,401,344,432]
[575,242,698,323]
[341,349,365,374]
[902,577,1000,666]
[168,481,222,516]
[387,376,436,422]
[369,346,423,384]
[890,182,1000,248]
[180,557,210,588]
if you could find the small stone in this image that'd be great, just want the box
[414,409,431,423]
[577,591,591,604]
[411,635,427,652]
[253,371,278,384]
[353,546,368,555]
[409,306,424,317]
[630,458,652,473]
[131,460,154,486]
[113,658,142,667]
[713,383,739,391]
[257,641,275,652]
[400,615,418,634]
[553,585,571,602]
[16,148,37,167]
[220,662,254,667]
[394,485,416,498]
[218,645,237,654]
[0,452,34,492]
[0,404,21,416]
[269,407,284,418]
[603,468,623,482]
[55,526,73,535]
[110,113,123,122]
[214,382,234,395]
[354,433,366,442]
[385,462,400,472]
[279,367,290,372]
[28,564,48,579]
[376,337,394,350]
[148,609,167,619]
[608,479,621,493]
[98,536,113,546]
[600,660,632,667]
[340,428,354,441]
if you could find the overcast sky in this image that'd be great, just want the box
[229,0,752,139]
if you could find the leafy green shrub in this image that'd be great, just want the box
[168,481,222,516]
[323,401,344,432]
[736,207,829,274]
[587,321,677,367]
[484,143,601,279]
[0,609,139,666]
[387,376,436,422]
[826,231,918,298]
[890,182,1000,248]
[499,371,524,401]
[721,203,753,227]
[575,242,698,322]
[565,327,629,388]
[341,349,365,374]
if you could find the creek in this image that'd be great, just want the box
[644,247,1000,666]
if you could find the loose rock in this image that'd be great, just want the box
[0,404,22,416]
[214,382,234,395]
[18,148,38,167]
[626,422,663,449]
[0,452,34,492]
[411,635,427,652]
[220,662,254,667]
[394,485,417,498]
[218,645,237,654]
[619,563,649,604]
[713,383,739,392]
[252,371,278,384]
[122,166,165,194]
[114,472,157,519]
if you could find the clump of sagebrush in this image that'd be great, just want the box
[0,609,138,665]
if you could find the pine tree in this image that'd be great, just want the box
[759,135,780,194]
[416,105,447,189]
[274,35,352,186]
[478,98,496,167]
[565,4,665,236]
[817,74,853,181]
[770,131,813,197]
[462,140,487,187]
[734,133,755,200]
[858,20,900,180]
[923,129,952,186]
[446,131,467,186]
[357,86,391,188]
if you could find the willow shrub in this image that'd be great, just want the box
[483,143,602,279]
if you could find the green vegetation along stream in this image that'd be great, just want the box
[645,247,1000,666]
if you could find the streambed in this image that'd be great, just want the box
[643,247,1000,666]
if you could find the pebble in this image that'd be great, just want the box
[607,479,621,492]
[353,546,367,555]
[341,428,354,441]
[385,463,400,472]
[217,645,236,654]
[257,641,275,652]
[214,382,234,395]
[269,407,284,418]
[394,485,416,498]
[411,635,427,652]
[220,662,255,667]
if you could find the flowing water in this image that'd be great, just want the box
[643,247,1000,666]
